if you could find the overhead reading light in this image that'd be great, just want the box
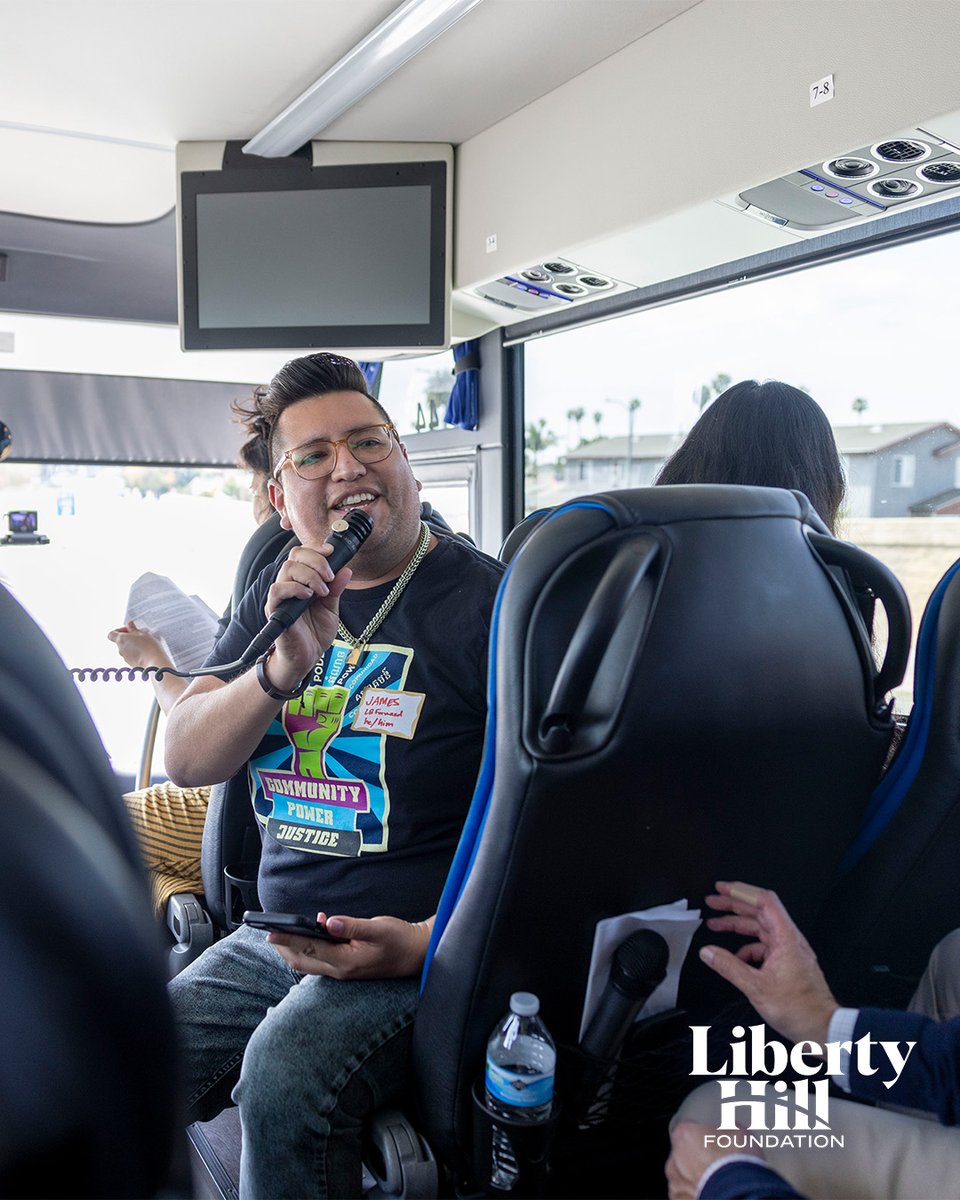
[243,0,485,158]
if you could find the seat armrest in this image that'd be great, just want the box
[166,891,215,977]
[363,1109,437,1198]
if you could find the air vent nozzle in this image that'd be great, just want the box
[920,160,960,183]
[869,177,920,198]
[875,139,929,162]
[826,156,876,178]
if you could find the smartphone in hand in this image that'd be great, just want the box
[242,911,347,943]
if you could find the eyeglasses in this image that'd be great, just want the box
[273,424,397,481]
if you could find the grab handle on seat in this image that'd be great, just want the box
[538,535,659,754]
[807,532,911,711]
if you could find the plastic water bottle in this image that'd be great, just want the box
[484,992,556,1191]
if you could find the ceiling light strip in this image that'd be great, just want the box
[243,0,485,158]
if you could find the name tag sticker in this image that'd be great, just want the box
[352,689,424,739]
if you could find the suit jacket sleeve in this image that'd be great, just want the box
[699,1160,805,1199]
[852,1008,960,1124]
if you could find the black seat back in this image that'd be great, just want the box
[0,583,146,862]
[201,775,263,930]
[0,583,183,1195]
[498,506,551,563]
[413,485,909,1172]
[814,555,960,1005]
[231,510,295,613]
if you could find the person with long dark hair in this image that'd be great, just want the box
[656,380,845,534]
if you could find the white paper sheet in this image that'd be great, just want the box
[125,572,220,673]
[578,900,702,1041]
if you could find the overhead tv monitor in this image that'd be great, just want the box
[176,141,452,352]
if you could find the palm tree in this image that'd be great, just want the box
[592,410,603,438]
[605,397,641,481]
[852,396,869,423]
[694,372,732,412]
[565,406,586,448]
[625,398,640,482]
[525,419,557,504]
[526,418,557,468]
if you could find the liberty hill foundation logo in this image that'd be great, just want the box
[689,1023,917,1151]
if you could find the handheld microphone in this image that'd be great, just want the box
[580,929,670,1060]
[239,510,373,667]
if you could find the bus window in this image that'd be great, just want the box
[0,462,256,776]
[378,356,457,436]
[378,353,499,548]
[524,229,960,710]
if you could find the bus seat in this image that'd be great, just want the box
[419,499,454,536]
[0,581,149,863]
[813,555,960,1007]
[183,486,910,1197]
[412,484,910,1182]
[230,510,294,614]
[0,582,185,1196]
[498,506,551,563]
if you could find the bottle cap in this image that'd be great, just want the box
[509,991,540,1015]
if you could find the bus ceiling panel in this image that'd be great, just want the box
[0,369,254,467]
[312,0,699,145]
[3,0,686,194]
[456,117,960,333]
[0,128,174,224]
[1,3,399,153]
[454,1,960,306]
[0,210,177,325]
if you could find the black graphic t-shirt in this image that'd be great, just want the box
[207,534,505,920]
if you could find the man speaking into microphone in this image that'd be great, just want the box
[165,353,504,1200]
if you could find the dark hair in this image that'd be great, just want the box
[235,417,271,481]
[656,380,845,533]
[233,353,393,471]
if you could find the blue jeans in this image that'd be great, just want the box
[168,924,420,1198]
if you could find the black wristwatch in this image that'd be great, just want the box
[255,649,311,701]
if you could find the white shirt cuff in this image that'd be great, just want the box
[826,1006,860,1092]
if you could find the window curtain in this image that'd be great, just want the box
[444,340,480,431]
[0,368,255,466]
[358,361,384,398]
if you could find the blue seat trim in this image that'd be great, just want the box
[421,500,612,987]
[839,556,960,873]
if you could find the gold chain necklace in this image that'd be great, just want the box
[336,521,432,665]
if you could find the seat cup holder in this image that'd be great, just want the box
[471,1079,560,1197]
[223,861,261,931]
